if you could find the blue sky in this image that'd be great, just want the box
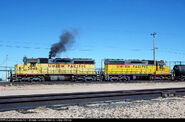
[0,0,185,74]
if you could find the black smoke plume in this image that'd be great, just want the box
[49,30,77,58]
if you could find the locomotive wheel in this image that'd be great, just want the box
[118,76,124,82]
[38,78,42,82]
[123,76,127,81]
[149,76,154,81]
[180,78,185,81]
[73,78,77,82]
[110,78,114,82]
[93,76,97,81]
[17,77,22,82]
[83,77,87,82]
[126,76,130,81]
[30,78,34,82]
[27,77,31,82]
[40,76,45,82]
[72,76,77,82]
[118,78,122,82]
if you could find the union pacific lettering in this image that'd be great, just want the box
[132,65,149,68]
[116,65,149,68]
[48,64,86,68]
[117,65,131,68]
[67,64,86,68]
[28,67,38,70]
[48,64,64,68]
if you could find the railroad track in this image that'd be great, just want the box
[1,80,185,86]
[1,87,185,111]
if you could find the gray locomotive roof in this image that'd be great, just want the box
[104,59,155,61]
[52,58,95,64]
[23,57,95,64]
[104,59,155,65]
[104,59,166,65]
[72,58,94,61]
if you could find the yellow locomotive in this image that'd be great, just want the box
[104,59,171,81]
[11,57,96,82]
[10,57,172,82]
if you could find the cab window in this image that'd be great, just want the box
[31,62,36,67]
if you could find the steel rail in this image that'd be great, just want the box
[1,87,185,111]
[1,87,185,103]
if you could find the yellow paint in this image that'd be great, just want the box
[15,63,95,75]
[104,64,170,75]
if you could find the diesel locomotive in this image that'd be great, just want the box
[9,57,185,82]
[10,57,97,82]
[104,59,171,81]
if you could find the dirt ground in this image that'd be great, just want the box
[1,81,185,96]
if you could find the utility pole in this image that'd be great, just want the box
[6,55,8,81]
[151,32,157,63]
[100,59,103,81]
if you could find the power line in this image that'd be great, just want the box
[0,44,93,53]
[0,66,14,68]
[0,40,53,45]
[0,44,50,50]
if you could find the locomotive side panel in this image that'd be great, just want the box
[15,63,41,75]
[47,63,95,75]
[15,62,96,76]
[105,64,156,75]
[155,65,171,75]
[105,65,170,75]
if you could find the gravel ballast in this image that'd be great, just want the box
[1,97,185,118]
[1,82,185,118]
